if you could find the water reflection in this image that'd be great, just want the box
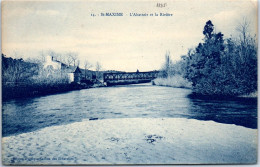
[2,85,257,137]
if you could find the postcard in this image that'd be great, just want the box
[1,0,258,165]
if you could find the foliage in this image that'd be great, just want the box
[2,54,39,85]
[2,54,72,100]
[2,54,69,86]
[31,66,69,86]
[185,21,224,87]
[153,75,192,89]
[158,20,257,96]
[184,20,257,96]
[157,52,191,89]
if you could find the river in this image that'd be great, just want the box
[2,84,257,137]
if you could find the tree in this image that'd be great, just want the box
[45,50,64,63]
[234,19,257,94]
[2,54,38,85]
[67,52,78,66]
[236,17,250,46]
[38,51,46,63]
[47,50,58,61]
[63,52,77,66]
[185,20,225,93]
[184,19,257,96]
[84,60,93,79]
[161,51,172,78]
[95,62,102,71]
[203,20,214,40]
[76,59,80,67]
[95,62,102,80]
[186,20,224,82]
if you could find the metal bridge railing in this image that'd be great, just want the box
[103,71,159,82]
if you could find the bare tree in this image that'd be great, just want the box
[235,18,254,63]
[26,57,42,64]
[46,50,64,62]
[55,53,62,62]
[38,51,46,63]
[95,62,102,80]
[2,55,38,85]
[59,54,66,64]
[47,50,56,60]
[67,52,78,66]
[43,51,79,67]
[96,62,102,71]
[63,53,73,66]
[76,59,80,67]
[161,51,172,77]
[25,51,44,64]
[84,60,93,79]
[84,60,93,70]
[236,17,250,45]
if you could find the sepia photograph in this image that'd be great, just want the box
[1,0,258,165]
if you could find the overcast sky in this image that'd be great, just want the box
[2,0,257,72]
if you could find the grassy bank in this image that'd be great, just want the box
[153,75,257,98]
[153,75,192,89]
[238,91,258,98]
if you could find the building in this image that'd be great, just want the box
[43,55,66,70]
[43,55,82,84]
[65,66,82,83]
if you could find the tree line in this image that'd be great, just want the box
[2,51,104,100]
[2,50,105,85]
[160,19,257,96]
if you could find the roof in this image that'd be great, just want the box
[64,66,82,73]
[80,69,96,75]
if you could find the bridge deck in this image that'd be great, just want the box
[103,71,159,83]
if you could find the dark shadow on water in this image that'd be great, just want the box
[109,83,153,88]
[187,93,257,129]
[188,93,257,102]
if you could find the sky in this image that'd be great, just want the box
[2,0,258,72]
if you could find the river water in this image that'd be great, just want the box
[2,84,257,137]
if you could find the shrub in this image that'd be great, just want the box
[153,75,192,89]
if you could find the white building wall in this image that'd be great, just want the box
[44,55,61,70]
[68,73,74,83]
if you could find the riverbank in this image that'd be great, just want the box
[2,118,257,165]
[2,84,82,101]
[153,77,257,98]
[2,81,105,101]
[238,91,258,98]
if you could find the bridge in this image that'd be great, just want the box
[103,71,159,86]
